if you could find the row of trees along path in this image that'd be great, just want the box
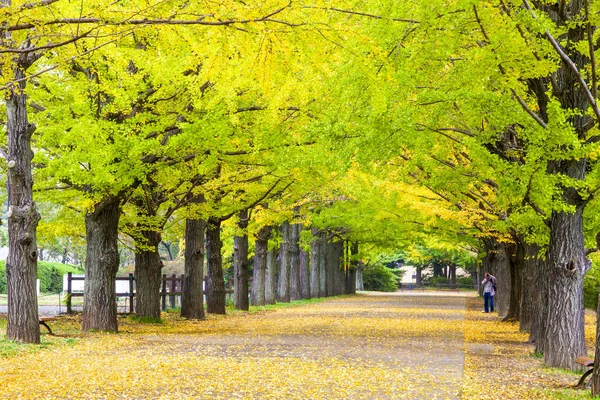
[5,1,600,397]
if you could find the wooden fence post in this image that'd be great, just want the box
[180,274,184,308]
[169,273,176,309]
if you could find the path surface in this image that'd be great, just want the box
[1,292,471,399]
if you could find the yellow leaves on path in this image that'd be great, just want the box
[0,293,593,399]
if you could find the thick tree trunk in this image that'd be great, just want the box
[520,243,542,333]
[433,263,443,278]
[416,266,423,286]
[265,248,277,305]
[5,65,41,343]
[289,223,301,300]
[449,265,457,285]
[335,241,345,295]
[301,249,310,299]
[310,229,321,298]
[234,210,249,310]
[319,233,327,297]
[356,264,364,291]
[206,217,226,314]
[252,226,271,306]
[181,217,206,319]
[277,222,291,302]
[503,243,521,322]
[326,240,335,297]
[82,198,120,332]
[544,207,588,369]
[135,230,163,319]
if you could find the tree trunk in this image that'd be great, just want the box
[356,263,364,291]
[335,241,345,295]
[319,232,327,297]
[503,243,521,322]
[416,265,423,286]
[265,248,277,305]
[233,209,249,310]
[433,262,443,278]
[277,222,291,302]
[310,229,321,298]
[301,249,310,299]
[5,63,41,343]
[135,230,163,319]
[520,242,542,333]
[206,217,226,314]
[449,265,457,285]
[181,217,206,319]
[289,223,301,300]
[252,226,271,306]
[82,198,120,332]
[326,240,335,297]
[544,206,588,369]
[348,242,358,294]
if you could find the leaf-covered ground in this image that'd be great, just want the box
[0,293,594,399]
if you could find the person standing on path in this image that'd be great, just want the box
[482,272,496,313]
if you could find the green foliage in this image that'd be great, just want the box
[0,261,80,294]
[456,277,475,288]
[363,265,399,292]
[584,262,600,310]
[423,276,449,286]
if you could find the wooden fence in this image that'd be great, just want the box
[65,272,236,313]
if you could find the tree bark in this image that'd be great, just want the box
[319,232,327,297]
[503,243,521,322]
[416,265,423,286]
[206,217,226,314]
[277,222,291,302]
[233,210,249,310]
[348,242,358,294]
[326,240,335,297]
[301,248,310,299]
[310,229,321,298]
[449,265,457,285]
[135,230,163,319]
[265,247,277,305]
[289,223,301,300]
[519,242,542,333]
[181,217,206,319]
[5,64,41,343]
[544,206,589,369]
[82,198,120,332]
[252,226,271,306]
[356,263,364,291]
[335,241,345,295]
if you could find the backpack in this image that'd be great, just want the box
[492,278,497,292]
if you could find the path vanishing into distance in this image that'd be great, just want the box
[1,292,479,399]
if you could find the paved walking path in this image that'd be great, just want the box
[1,292,471,399]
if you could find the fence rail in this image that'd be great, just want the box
[65,272,237,313]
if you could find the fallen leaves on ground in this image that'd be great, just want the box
[0,293,594,399]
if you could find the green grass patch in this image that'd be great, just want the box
[0,335,77,358]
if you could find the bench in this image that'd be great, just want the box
[576,356,595,387]
[39,317,57,335]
